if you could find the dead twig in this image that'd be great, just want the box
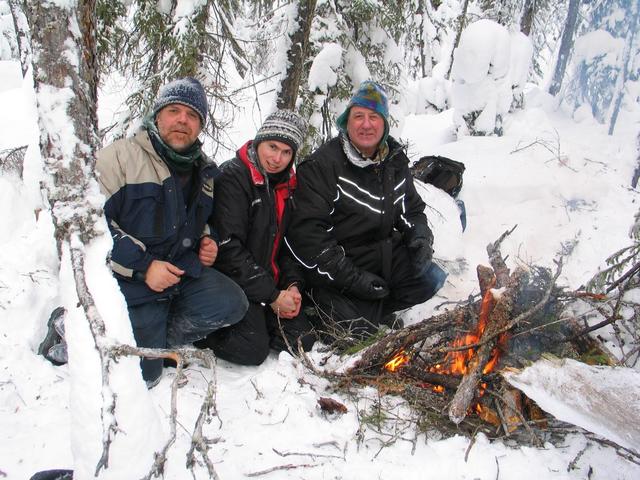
[272,448,343,460]
[245,463,319,477]
[112,346,220,479]
[486,389,541,447]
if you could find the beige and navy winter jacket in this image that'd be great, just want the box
[96,129,219,306]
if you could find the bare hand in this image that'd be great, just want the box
[270,286,302,319]
[199,236,218,266]
[145,260,184,292]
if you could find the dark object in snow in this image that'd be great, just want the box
[37,307,68,365]
[318,397,348,414]
[411,155,467,230]
[411,155,466,198]
[29,470,73,480]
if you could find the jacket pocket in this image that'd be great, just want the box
[123,187,168,244]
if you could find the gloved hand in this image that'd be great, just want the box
[348,270,389,300]
[407,235,433,273]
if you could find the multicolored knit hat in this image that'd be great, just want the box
[253,110,307,158]
[152,77,208,127]
[336,80,389,136]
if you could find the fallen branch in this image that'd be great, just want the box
[272,448,343,460]
[111,345,221,479]
[245,463,319,477]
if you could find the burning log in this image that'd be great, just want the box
[350,307,472,372]
[448,231,523,424]
[402,366,463,390]
[448,267,524,424]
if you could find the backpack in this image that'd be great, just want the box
[410,155,465,198]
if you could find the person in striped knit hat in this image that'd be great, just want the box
[196,110,317,365]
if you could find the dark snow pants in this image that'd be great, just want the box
[128,267,248,383]
[199,301,316,365]
[310,242,447,337]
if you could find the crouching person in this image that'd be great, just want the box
[286,81,447,340]
[96,77,248,387]
[196,110,316,365]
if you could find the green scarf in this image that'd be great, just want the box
[143,115,203,173]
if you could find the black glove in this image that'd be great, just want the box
[348,270,389,300]
[407,236,433,273]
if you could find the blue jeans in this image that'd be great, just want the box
[128,267,248,382]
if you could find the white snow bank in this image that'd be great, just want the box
[505,357,640,453]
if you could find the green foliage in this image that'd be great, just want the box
[342,329,388,356]
[579,348,614,366]
[358,406,387,428]
[586,242,640,293]
[96,0,246,144]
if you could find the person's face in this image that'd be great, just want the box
[256,140,294,174]
[155,103,202,152]
[346,106,385,157]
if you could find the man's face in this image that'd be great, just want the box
[256,140,294,174]
[156,104,202,152]
[346,105,385,157]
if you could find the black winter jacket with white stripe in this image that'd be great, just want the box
[286,134,431,292]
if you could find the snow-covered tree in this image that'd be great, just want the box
[23,1,165,477]
[97,0,247,148]
[548,0,582,96]
[450,19,532,136]
[276,0,317,109]
[564,0,639,133]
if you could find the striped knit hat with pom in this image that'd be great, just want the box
[253,110,307,158]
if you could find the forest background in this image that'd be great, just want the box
[0,0,639,479]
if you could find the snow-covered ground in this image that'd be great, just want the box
[1,57,639,479]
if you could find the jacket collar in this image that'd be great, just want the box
[134,128,217,177]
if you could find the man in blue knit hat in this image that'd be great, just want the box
[286,80,446,340]
[96,77,248,387]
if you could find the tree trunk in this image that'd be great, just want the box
[548,0,581,96]
[25,0,123,476]
[8,0,31,78]
[608,2,639,135]
[416,0,428,78]
[632,132,640,189]
[446,0,470,79]
[520,0,536,36]
[277,0,317,110]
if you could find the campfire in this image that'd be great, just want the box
[341,228,618,442]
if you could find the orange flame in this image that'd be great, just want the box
[430,286,496,377]
[384,280,510,411]
[384,350,411,372]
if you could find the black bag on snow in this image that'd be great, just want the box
[410,155,465,198]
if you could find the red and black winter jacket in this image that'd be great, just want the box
[213,141,304,304]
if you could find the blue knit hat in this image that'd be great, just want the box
[336,80,389,136]
[152,77,208,126]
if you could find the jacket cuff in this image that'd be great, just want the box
[268,288,281,304]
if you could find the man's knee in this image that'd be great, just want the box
[203,304,270,365]
[399,261,448,305]
[199,268,249,326]
[210,328,270,365]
